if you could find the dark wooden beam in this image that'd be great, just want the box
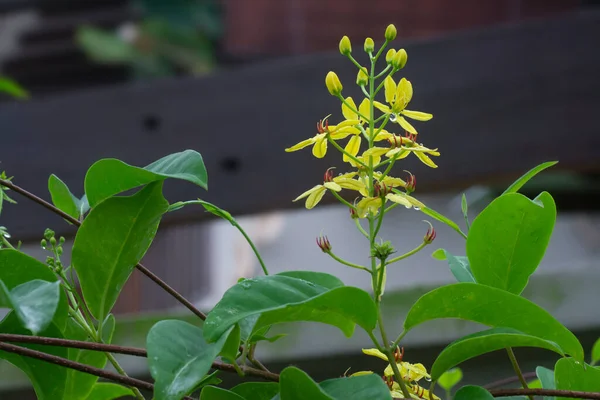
[1,11,599,239]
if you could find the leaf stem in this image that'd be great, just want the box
[231,220,269,276]
[385,241,427,266]
[326,251,370,272]
[506,347,534,400]
[106,353,145,400]
[354,218,369,238]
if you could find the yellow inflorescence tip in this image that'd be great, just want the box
[392,49,408,70]
[325,71,343,96]
[339,35,352,56]
[364,37,375,53]
[385,24,397,41]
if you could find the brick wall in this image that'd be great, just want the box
[223,0,579,56]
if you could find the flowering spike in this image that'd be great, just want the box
[423,221,436,244]
[316,235,332,252]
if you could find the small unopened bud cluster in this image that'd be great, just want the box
[41,228,66,273]
[371,240,395,261]
[316,235,332,252]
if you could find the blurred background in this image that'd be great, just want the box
[1,0,600,398]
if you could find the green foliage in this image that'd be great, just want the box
[72,181,168,322]
[431,328,564,380]
[0,76,29,99]
[86,383,134,400]
[84,149,207,207]
[200,386,245,400]
[438,367,462,391]
[503,161,558,194]
[554,358,600,400]
[277,367,334,400]
[536,366,556,400]
[453,385,494,400]
[48,175,88,220]
[592,337,600,365]
[147,320,230,400]
[203,274,377,343]
[320,374,393,399]
[467,192,556,294]
[0,279,60,335]
[230,382,279,400]
[404,283,584,361]
[431,249,475,283]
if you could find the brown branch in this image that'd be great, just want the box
[484,371,537,389]
[0,333,280,382]
[0,178,207,321]
[490,388,600,399]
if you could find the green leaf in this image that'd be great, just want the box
[278,366,333,400]
[276,271,344,289]
[231,382,279,400]
[503,161,558,195]
[249,333,287,344]
[220,323,240,363]
[434,249,475,283]
[438,368,463,391]
[430,328,564,381]
[420,206,467,239]
[0,249,68,330]
[466,192,556,294]
[320,374,393,399]
[147,320,230,400]
[203,275,377,343]
[48,174,82,220]
[554,358,600,400]
[0,77,28,99]
[461,194,468,219]
[84,149,207,207]
[0,313,67,400]
[0,279,60,335]
[536,366,556,400]
[64,314,116,400]
[72,181,168,321]
[87,383,134,400]
[431,248,446,260]
[453,385,494,400]
[76,26,138,64]
[591,337,600,365]
[404,283,584,361]
[200,386,245,400]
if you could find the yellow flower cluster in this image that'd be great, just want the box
[285,26,439,218]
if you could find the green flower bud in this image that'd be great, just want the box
[50,237,57,246]
[44,228,54,241]
[364,37,375,53]
[385,49,396,65]
[371,240,395,261]
[325,71,343,96]
[356,67,368,86]
[59,236,65,244]
[41,239,47,249]
[392,48,408,69]
[385,24,397,41]
[339,35,352,55]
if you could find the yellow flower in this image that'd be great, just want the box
[285,117,360,158]
[340,97,370,161]
[373,77,432,134]
[366,133,440,168]
[293,170,362,209]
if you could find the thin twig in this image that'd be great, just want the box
[505,347,534,400]
[0,333,280,382]
[0,178,207,320]
[484,371,537,390]
[489,388,600,399]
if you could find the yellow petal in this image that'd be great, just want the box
[402,109,433,121]
[358,98,371,121]
[285,137,316,152]
[333,119,361,129]
[385,193,413,208]
[373,130,393,141]
[293,185,323,202]
[381,176,406,187]
[394,78,413,110]
[335,178,365,192]
[384,76,396,104]
[306,186,327,209]
[330,126,360,140]
[386,148,410,159]
[384,362,431,382]
[343,135,361,162]
[350,371,374,377]
[361,348,389,361]
[323,181,342,191]
[336,171,358,179]
[414,151,438,168]
[411,145,440,156]
[313,135,328,158]
[357,197,382,217]
[342,97,358,120]
[373,101,391,114]
[396,116,417,134]
[363,147,389,158]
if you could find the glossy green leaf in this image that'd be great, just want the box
[503,161,558,195]
[438,368,463,391]
[231,382,279,400]
[276,271,344,289]
[64,314,116,400]
[0,77,28,99]
[431,328,564,380]
[591,337,600,365]
[434,249,475,283]
[431,248,446,260]
[404,283,584,361]
[249,333,287,344]
[85,149,207,207]
[453,385,494,400]
[467,192,556,294]
[0,249,68,330]
[0,279,60,335]
[203,275,377,343]
[200,386,245,400]
[87,383,134,400]
[554,358,600,400]
[72,182,168,321]
[147,320,230,400]
[420,206,467,239]
[320,374,393,399]
[0,313,67,399]
[536,366,556,400]
[220,323,240,363]
[48,175,82,220]
[278,366,333,400]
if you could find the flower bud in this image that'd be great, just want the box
[41,239,47,249]
[339,35,352,55]
[371,240,395,261]
[423,222,436,244]
[392,49,408,69]
[356,67,368,86]
[349,207,359,220]
[325,71,343,96]
[316,235,332,252]
[405,171,416,194]
[385,24,397,41]
[364,37,375,53]
[59,236,65,244]
[50,237,56,247]
[385,49,396,65]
